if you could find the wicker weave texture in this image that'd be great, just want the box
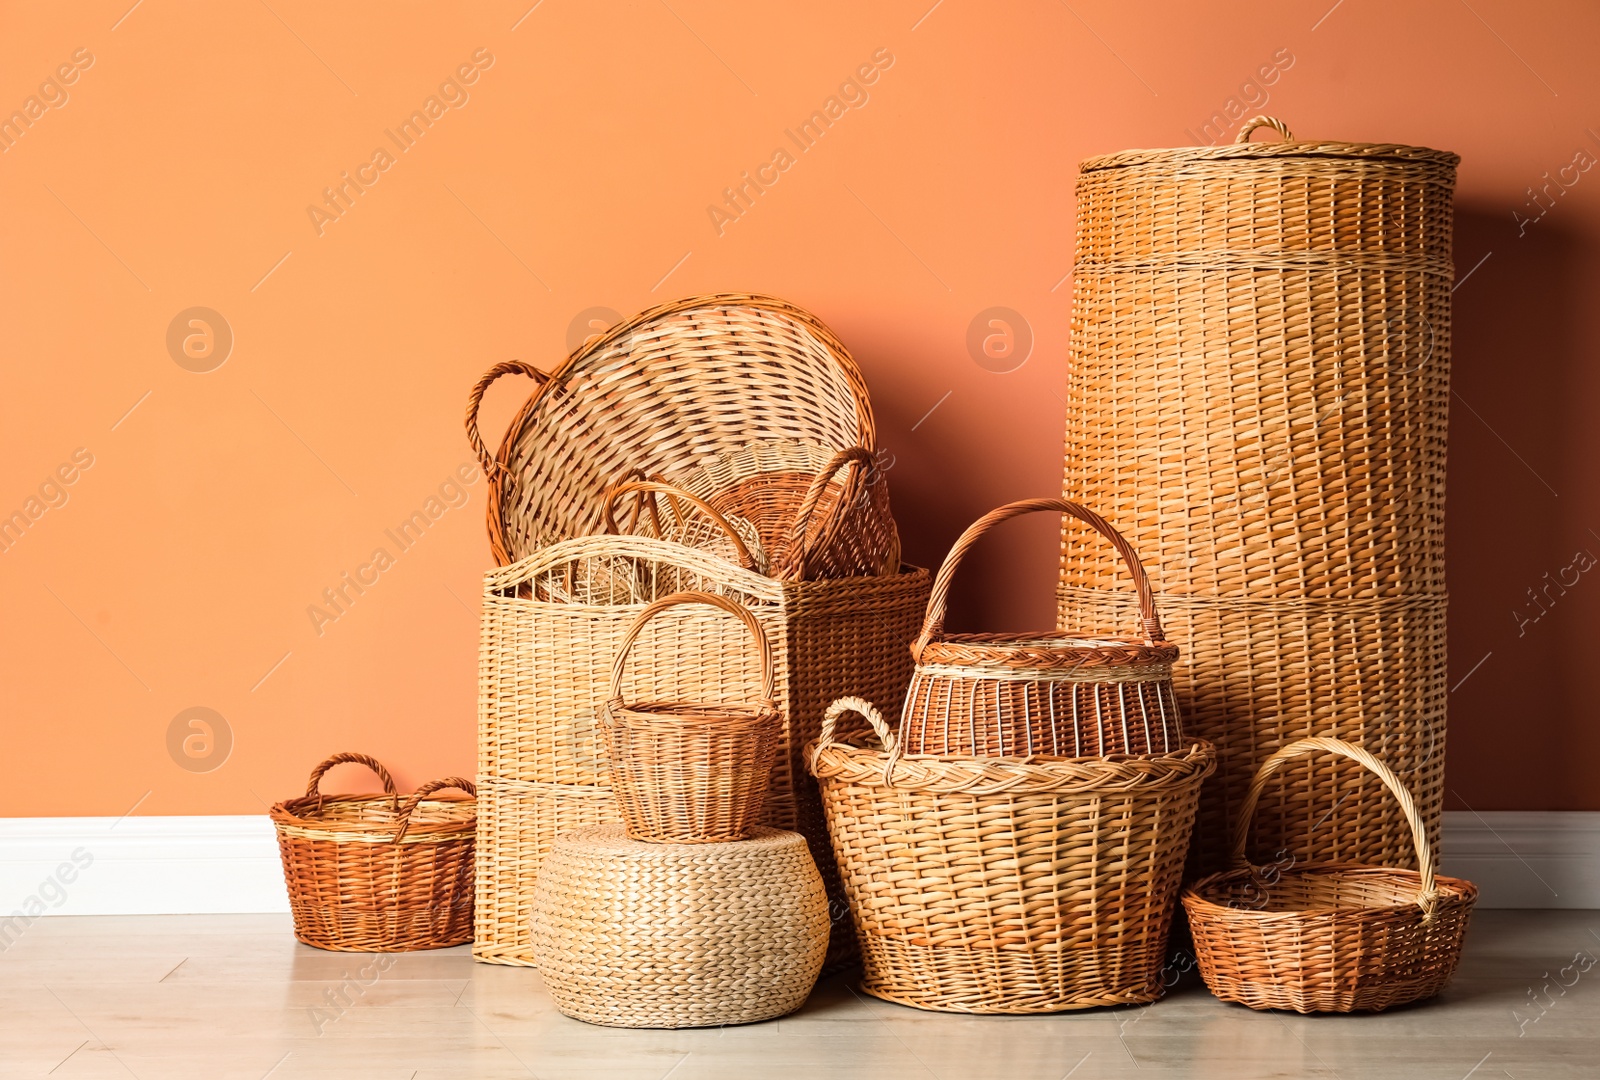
[271,754,476,952]
[474,534,930,967]
[466,294,891,572]
[903,499,1183,758]
[471,776,619,967]
[532,825,828,1028]
[811,699,1214,1013]
[1183,738,1476,1013]
[1058,117,1457,872]
[601,592,783,843]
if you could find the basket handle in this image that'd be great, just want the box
[815,697,903,785]
[1235,115,1294,143]
[600,478,760,572]
[305,752,399,798]
[464,360,548,478]
[1232,737,1438,918]
[606,590,775,709]
[782,447,876,581]
[392,777,476,843]
[914,498,1163,660]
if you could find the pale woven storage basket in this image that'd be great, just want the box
[1184,738,1476,1013]
[1057,115,1457,874]
[810,698,1215,1013]
[465,293,898,578]
[474,534,930,968]
[533,825,828,1028]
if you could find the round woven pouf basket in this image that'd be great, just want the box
[532,825,829,1028]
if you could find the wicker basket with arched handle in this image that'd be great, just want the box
[271,753,476,952]
[600,591,783,843]
[1183,737,1477,1013]
[902,498,1183,757]
[810,697,1214,1013]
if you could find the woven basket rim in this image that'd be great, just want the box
[1080,140,1460,172]
[1184,862,1479,920]
[550,822,799,856]
[917,632,1178,667]
[270,793,476,836]
[808,736,1215,793]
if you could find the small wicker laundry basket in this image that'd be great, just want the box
[600,591,783,843]
[811,698,1214,1013]
[902,498,1183,757]
[533,825,828,1028]
[271,753,475,952]
[1183,738,1477,1013]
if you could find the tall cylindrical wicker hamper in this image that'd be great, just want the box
[1057,116,1458,874]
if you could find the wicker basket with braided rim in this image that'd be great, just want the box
[271,753,475,952]
[904,498,1183,757]
[810,698,1214,1013]
[601,591,783,843]
[1058,115,1458,874]
[465,294,898,579]
[1183,737,1476,1012]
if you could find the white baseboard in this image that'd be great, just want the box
[1440,810,1600,909]
[1,812,1594,920]
[0,815,288,919]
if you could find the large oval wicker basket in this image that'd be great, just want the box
[1058,116,1458,874]
[1183,738,1476,1013]
[810,698,1214,1013]
[902,498,1182,757]
[465,294,898,578]
[271,753,475,952]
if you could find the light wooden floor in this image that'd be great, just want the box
[1,910,1596,1079]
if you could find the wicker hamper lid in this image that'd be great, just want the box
[1079,115,1460,172]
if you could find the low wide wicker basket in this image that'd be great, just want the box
[1183,737,1477,1013]
[902,498,1183,757]
[532,824,828,1028]
[271,753,476,952]
[601,591,783,843]
[811,698,1214,1013]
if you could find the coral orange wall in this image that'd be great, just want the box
[3,1,1598,815]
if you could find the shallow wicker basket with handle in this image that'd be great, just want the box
[1183,737,1477,1013]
